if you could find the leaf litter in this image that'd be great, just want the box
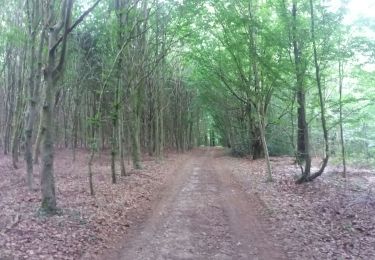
[221,155,375,259]
[0,149,185,260]
[1,150,374,259]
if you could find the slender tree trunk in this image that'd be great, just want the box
[131,94,142,169]
[304,0,329,181]
[24,21,37,187]
[291,1,308,164]
[72,96,79,162]
[88,127,96,196]
[11,53,25,169]
[25,2,44,189]
[119,114,127,176]
[110,79,119,183]
[110,122,117,183]
[33,115,42,164]
[291,1,312,182]
[110,0,127,184]
[3,49,15,155]
[339,60,346,177]
[256,105,272,181]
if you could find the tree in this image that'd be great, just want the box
[40,0,101,213]
[24,0,44,190]
[296,0,330,183]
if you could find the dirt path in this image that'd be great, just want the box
[109,148,285,260]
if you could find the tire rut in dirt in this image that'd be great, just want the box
[213,155,287,260]
[116,148,286,260]
[118,151,240,259]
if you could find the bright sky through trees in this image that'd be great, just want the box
[329,0,375,23]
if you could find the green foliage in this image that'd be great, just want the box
[0,0,374,170]
[2,26,27,47]
[87,113,101,128]
[173,0,375,165]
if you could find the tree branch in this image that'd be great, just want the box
[51,0,102,52]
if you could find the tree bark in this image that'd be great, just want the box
[11,51,25,169]
[339,60,346,177]
[40,0,73,213]
[302,0,329,182]
[24,0,44,189]
[130,93,142,169]
[256,104,272,181]
[291,1,312,182]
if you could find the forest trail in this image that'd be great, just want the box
[108,148,286,260]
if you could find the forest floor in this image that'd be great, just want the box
[1,148,375,259]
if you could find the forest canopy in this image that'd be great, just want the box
[0,0,374,211]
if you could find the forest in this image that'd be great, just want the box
[1,0,374,259]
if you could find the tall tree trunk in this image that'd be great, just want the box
[3,49,15,155]
[39,0,100,212]
[291,1,312,182]
[339,60,346,177]
[72,96,80,162]
[24,0,44,189]
[256,103,272,181]
[40,0,73,213]
[110,75,119,183]
[40,68,57,212]
[302,0,329,182]
[110,0,127,184]
[33,115,42,164]
[119,112,127,176]
[130,92,142,169]
[248,0,265,160]
[11,52,25,169]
